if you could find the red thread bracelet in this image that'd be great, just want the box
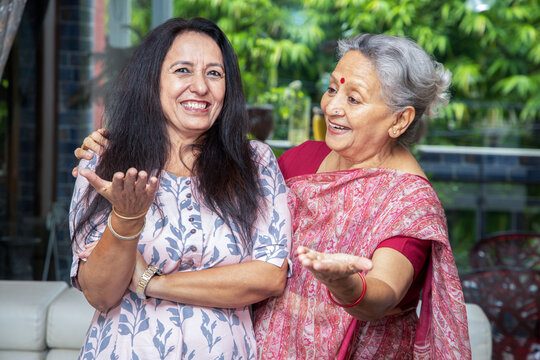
[327,272,367,308]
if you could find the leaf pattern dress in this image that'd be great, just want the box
[70,141,291,360]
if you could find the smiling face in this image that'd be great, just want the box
[159,31,226,146]
[320,50,399,168]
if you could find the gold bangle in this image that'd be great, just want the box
[112,206,147,220]
[107,212,145,241]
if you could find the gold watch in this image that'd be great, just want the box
[135,265,162,299]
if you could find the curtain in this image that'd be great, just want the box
[0,0,27,78]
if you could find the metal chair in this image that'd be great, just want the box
[469,232,540,271]
[461,268,540,359]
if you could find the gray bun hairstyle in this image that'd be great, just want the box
[337,34,451,147]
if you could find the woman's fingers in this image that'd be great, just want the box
[91,129,109,154]
[78,241,99,261]
[85,130,108,155]
[123,168,138,193]
[80,166,158,217]
[135,171,148,195]
[74,147,94,161]
[147,175,160,197]
[112,169,159,217]
[73,128,109,161]
[79,168,112,194]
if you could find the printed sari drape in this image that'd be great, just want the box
[255,168,470,359]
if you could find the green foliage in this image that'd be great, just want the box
[257,81,310,140]
[131,0,152,42]
[173,0,324,104]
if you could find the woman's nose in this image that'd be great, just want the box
[189,73,209,95]
[326,97,344,116]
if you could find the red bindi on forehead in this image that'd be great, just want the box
[340,77,345,84]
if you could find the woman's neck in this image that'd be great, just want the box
[318,144,426,178]
[165,145,198,177]
[319,146,394,172]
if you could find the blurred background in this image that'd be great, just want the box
[0,0,539,358]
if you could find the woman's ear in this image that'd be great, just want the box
[389,106,415,138]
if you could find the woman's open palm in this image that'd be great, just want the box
[79,167,159,218]
[296,245,373,285]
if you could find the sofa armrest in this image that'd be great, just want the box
[46,287,95,351]
[0,280,67,352]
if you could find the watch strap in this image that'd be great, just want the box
[135,265,162,299]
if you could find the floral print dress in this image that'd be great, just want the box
[70,141,291,360]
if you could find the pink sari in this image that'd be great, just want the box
[255,168,470,359]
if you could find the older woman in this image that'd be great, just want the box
[254,34,470,359]
[70,18,290,359]
[75,33,470,359]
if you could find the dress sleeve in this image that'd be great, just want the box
[277,141,331,179]
[377,236,432,309]
[377,236,431,276]
[69,154,106,289]
[250,141,292,271]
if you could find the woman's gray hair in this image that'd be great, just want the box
[337,34,451,147]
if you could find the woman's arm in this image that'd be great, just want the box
[297,246,414,321]
[137,256,288,308]
[79,245,288,309]
[74,167,158,312]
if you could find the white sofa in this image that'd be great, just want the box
[0,281,491,359]
[0,281,94,360]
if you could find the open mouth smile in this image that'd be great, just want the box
[328,121,350,131]
[182,101,209,110]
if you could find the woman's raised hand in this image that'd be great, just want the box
[72,128,109,177]
[78,167,159,218]
[296,246,373,284]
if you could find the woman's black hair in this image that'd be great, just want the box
[72,17,263,246]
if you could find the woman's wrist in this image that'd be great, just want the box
[326,272,366,306]
[112,206,147,220]
[109,212,146,240]
[144,271,164,299]
[135,265,163,299]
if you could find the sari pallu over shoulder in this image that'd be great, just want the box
[254,168,471,360]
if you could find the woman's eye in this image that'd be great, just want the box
[174,67,190,74]
[207,70,223,78]
[327,87,337,94]
[348,96,359,104]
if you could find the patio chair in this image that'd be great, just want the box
[461,268,540,360]
[469,232,540,271]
